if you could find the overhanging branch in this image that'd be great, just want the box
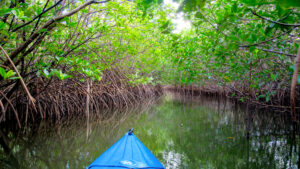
[251,10,300,27]
[6,0,111,62]
[11,0,64,32]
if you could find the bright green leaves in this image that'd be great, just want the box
[0,67,19,80]
[41,69,50,78]
[136,0,163,16]
[159,20,173,34]
[0,5,11,40]
[0,20,9,40]
[231,2,238,13]
[38,68,72,80]
[270,73,278,81]
[58,56,103,81]
[240,0,259,6]
[128,72,154,85]
[1,0,295,97]
[176,0,206,13]
[0,8,13,17]
[155,0,298,99]
[64,19,78,28]
[0,0,172,88]
[275,0,300,8]
[50,69,71,80]
[159,31,204,85]
[257,91,276,102]
[82,68,102,81]
[11,8,27,20]
[0,21,6,30]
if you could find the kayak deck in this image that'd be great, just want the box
[87,129,165,169]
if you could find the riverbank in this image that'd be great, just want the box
[164,85,300,111]
[2,82,299,129]
[1,75,163,128]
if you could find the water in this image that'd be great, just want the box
[0,93,299,169]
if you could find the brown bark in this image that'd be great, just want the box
[290,46,300,122]
[0,45,36,110]
[86,80,91,139]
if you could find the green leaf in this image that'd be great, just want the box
[9,76,20,80]
[11,9,16,16]
[39,28,48,33]
[239,97,245,102]
[0,22,6,29]
[295,43,299,50]
[0,67,6,78]
[276,0,300,8]
[43,69,49,76]
[249,46,256,53]
[241,0,257,6]
[5,70,16,79]
[224,76,231,82]
[0,69,16,80]
[250,34,257,43]
[270,73,277,81]
[265,23,276,35]
[0,8,13,16]
[266,95,270,102]
[231,2,238,13]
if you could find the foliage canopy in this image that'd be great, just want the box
[0,0,299,105]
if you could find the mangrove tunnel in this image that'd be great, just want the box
[0,0,300,168]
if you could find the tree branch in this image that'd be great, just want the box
[11,0,63,32]
[260,48,296,57]
[197,7,218,31]
[61,33,101,58]
[290,46,300,123]
[0,91,21,128]
[30,0,51,36]
[240,46,297,57]
[0,45,36,110]
[239,27,294,48]
[251,10,300,27]
[6,0,111,63]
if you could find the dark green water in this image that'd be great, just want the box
[1,93,299,169]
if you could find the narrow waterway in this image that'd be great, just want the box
[1,93,299,169]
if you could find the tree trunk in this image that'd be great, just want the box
[86,80,91,139]
[290,46,300,122]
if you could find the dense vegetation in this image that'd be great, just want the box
[0,0,169,126]
[163,0,300,106]
[0,0,299,126]
[164,0,300,121]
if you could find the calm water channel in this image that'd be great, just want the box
[1,93,299,169]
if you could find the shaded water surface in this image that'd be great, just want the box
[0,93,299,169]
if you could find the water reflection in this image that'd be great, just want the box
[0,93,299,169]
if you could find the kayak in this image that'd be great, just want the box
[87,129,165,169]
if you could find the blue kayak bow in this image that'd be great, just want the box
[87,129,165,169]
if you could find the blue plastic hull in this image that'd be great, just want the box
[87,130,165,169]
